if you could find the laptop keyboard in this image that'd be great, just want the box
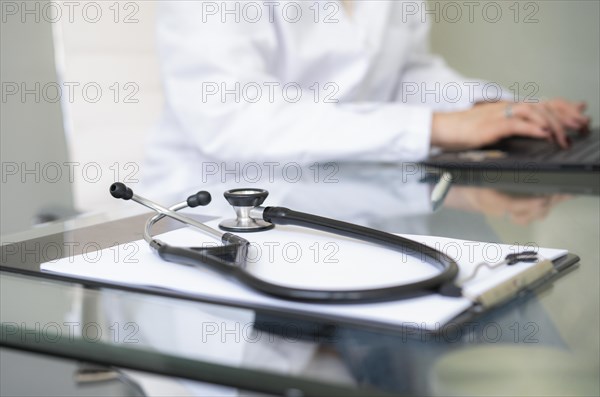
[568,137,600,161]
[425,128,600,170]
[538,134,600,162]
[488,131,600,164]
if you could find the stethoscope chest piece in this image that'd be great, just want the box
[219,188,275,232]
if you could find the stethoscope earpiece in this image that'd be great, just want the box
[110,182,133,200]
[186,191,212,208]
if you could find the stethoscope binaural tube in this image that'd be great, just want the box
[110,183,462,302]
[110,182,250,270]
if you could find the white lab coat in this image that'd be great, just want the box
[142,1,492,198]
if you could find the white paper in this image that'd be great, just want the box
[41,220,567,330]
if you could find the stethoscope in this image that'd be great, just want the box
[110,182,462,302]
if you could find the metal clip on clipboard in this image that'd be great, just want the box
[459,252,556,309]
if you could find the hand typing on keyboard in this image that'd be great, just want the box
[431,98,590,151]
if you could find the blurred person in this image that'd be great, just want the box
[142,1,589,196]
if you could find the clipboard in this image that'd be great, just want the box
[3,253,580,339]
[2,220,580,338]
[28,220,579,338]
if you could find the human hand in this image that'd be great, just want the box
[431,99,590,150]
[543,98,590,134]
[445,187,572,225]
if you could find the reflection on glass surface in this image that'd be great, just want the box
[445,187,572,225]
[0,347,284,397]
[0,348,146,397]
[1,164,599,396]
[430,345,599,396]
[0,273,360,395]
[2,262,598,396]
[135,162,591,236]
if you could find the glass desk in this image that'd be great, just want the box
[1,164,599,396]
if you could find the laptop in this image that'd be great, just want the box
[423,127,600,172]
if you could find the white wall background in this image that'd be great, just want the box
[56,1,162,212]
[55,1,600,213]
[430,0,600,118]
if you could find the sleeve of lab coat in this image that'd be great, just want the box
[156,2,433,164]
[398,17,513,111]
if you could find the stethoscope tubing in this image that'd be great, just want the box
[147,204,460,303]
